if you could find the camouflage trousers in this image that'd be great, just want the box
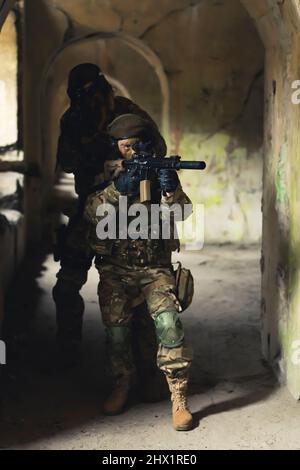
[96,262,193,380]
[52,217,159,376]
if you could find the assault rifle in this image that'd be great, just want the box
[123,141,206,202]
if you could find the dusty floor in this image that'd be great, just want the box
[0,245,300,450]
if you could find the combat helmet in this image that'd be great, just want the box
[107,113,155,141]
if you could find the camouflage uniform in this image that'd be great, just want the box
[85,182,193,381]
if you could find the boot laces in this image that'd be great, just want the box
[172,381,188,410]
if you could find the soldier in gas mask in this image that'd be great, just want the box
[53,64,166,401]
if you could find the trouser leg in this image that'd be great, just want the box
[142,269,193,429]
[131,301,158,374]
[52,266,89,344]
[131,300,166,401]
[52,215,94,344]
[142,270,193,378]
[97,266,135,414]
[97,266,134,380]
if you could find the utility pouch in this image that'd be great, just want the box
[173,262,194,312]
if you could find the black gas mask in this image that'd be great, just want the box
[70,74,106,107]
[71,78,113,135]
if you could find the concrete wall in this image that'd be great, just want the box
[21,0,300,398]
[241,0,300,399]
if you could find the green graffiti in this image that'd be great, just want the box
[232,147,247,160]
[204,194,222,207]
[275,144,288,204]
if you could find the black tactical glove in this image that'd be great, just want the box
[158,169,179,193]
[66,105,97,138]
[114,167,141,196]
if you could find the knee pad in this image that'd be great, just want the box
[106,326,131,353]
[154,311,184,348]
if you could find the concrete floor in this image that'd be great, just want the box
[0,245,300,450]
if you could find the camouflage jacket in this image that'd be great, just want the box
[84,180,192,267]
[56,96,167,200]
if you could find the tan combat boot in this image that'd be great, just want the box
[166,376,193,431]
[103,376,131,415]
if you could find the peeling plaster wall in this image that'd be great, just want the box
[244,0,300,399]
[287,32,300,400]
[273,31,300,400]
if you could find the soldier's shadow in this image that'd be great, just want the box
[189,369,277,430]
[185,318,278,430]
